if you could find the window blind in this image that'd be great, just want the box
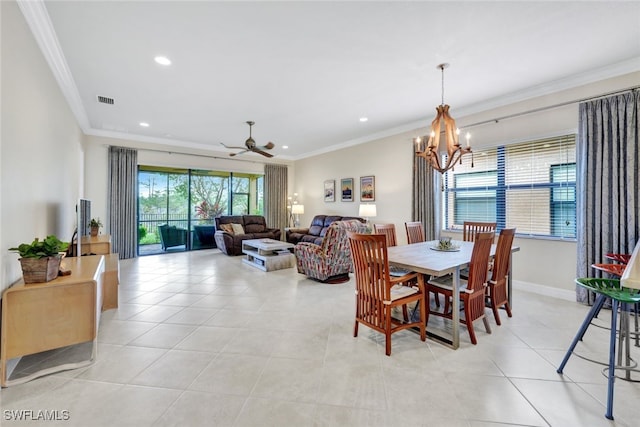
[443,134,576,239]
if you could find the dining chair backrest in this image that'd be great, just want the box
[348,232,392,301]
[490,228,516,286]
[486,228,516,325]
[463,221,497,242]
[373,223,398,247]
[405,221,425,244]
[467,231,494,293]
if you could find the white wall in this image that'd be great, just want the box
[1,1,84,292]
[292,72,640,296]
[3,0,636,298]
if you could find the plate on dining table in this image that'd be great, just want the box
[430,245,460,252]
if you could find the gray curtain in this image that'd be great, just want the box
[264,163,288,239]
[412,140,441,240]
[576,90,639,303]
[108,146,138,259]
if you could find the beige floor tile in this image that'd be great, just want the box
[5,250,638,427]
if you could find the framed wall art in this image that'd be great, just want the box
[340,178,354,202]
[324,180,335,202]
[360,175,375,202]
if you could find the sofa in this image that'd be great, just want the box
[286,215,364,246]
[214,215,281,256]
[295,219,368,283]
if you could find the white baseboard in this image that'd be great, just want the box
[513,279,576,302]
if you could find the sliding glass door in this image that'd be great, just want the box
[138,166,264,255]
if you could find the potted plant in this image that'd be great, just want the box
[89,218,103,237]
[9,235,69,283]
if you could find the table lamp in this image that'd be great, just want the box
[291,204,304,227]
[358,204,377,231]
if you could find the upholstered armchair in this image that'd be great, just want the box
[158,224,188,251]
[294,219,367,283]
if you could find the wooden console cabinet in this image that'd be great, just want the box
[0,255,104,387]
[78,234,111,255]
[75,234,119,311]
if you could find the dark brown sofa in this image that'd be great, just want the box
[214,215,281,256]
[286,215,364,246]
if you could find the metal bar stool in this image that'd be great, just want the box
[557,243,640,420]
[594,260,640,347]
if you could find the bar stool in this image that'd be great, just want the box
[558,242,640,420]
[594,261,639,347]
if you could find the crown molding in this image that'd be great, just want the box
[17,0,90,130]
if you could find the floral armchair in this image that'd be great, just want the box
[294,219,367,283]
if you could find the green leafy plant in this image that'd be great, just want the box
[90,218,103,228]
[436,237,458,251]
[138,225,147,242]
[9,235,69,259]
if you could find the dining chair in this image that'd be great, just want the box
[462,221,497,242]
[373,223,398,247]
[347,232,426,356]
[485,228,516,325]
[427,231,494,345]
[402,221,442,308]
[405,221,425,244]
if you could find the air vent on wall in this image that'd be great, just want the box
[97,95,114,105]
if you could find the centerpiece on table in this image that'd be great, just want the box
[9,235,69,283]
[432,236,460,252]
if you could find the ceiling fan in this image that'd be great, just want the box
[220,121,274,158]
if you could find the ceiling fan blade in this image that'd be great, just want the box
[251,148,273,158]
[220,142,246,150]
[229,150,249,157]
[262,142,275,150]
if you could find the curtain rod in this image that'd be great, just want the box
[464,85,639,129]
[133,146,269,165]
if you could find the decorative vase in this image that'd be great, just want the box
[90,227,99,237]
[19,255,62,284]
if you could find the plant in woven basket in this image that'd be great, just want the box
[9,235,69,283]
[89,218,103,236]
[10,235,69,258]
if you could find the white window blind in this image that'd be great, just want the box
[443,134,576,239]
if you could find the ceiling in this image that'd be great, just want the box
[21,1,640,160]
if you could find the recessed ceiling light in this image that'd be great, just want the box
[154,56,171,66]
[359,117,368,122]
[282,146,289,149]
[139,122,150,127]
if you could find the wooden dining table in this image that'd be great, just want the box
[387,239,519,349]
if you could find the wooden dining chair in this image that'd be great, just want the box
[427,231,493,345]
[463,221,497,242]
[347,232,426,356]
[373,223,398,247]
[485,228,516,325]
[405,221,425,244]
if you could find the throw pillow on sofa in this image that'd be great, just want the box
[220,223,234,234]
[231,223,245,235]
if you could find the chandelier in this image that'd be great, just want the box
[414,63,473,174]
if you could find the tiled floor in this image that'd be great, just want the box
[2,249,639,426]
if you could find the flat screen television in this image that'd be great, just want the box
[76,198,91,256]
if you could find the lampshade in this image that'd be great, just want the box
[358,204,377,218]
[291,204,304,214]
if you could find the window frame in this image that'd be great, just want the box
[443,135,577,241]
